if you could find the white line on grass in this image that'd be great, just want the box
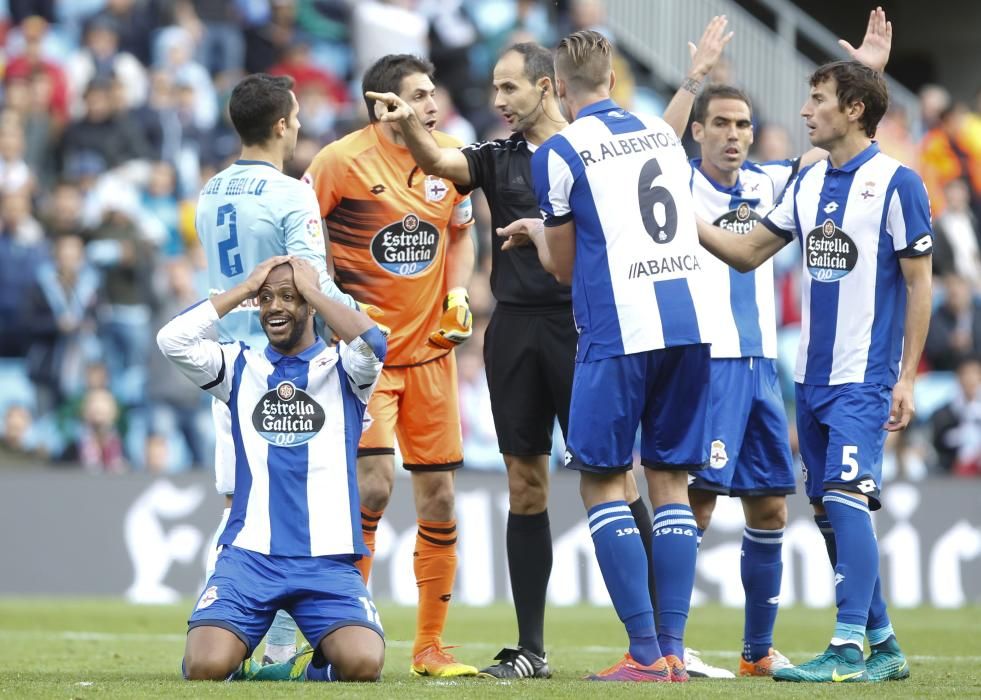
[0,631,976,664]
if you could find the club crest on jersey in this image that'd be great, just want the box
[805,218,858,282]
[709,439,728,468]
[424,175,448,202]
[252,380,326,446]
[370,213,440,276]
[713,203,761,235]
[196,585,218,610]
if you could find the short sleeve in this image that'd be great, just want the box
[757,157,801,198]
[302,145,345,219]
[762,172,800,242]
[887,167,934,257]
[531,138,577,227]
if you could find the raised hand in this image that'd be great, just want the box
[242,255,292,296]
[687,15,734,81]
[364,90,414,123]
[839,6,892,73]
[287,256,321,299]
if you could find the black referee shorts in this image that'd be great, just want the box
[483,304,577,456]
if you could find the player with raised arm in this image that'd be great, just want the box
[366,19,732,679]
[696,20,930,682]
[303,54,478,678]
[659,7,894,679]
[159,255,386,683]
[194,73,362,665]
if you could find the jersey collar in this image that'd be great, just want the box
[235,159,278,169]
[827,141,879,174]
[691,158,745,195]
[264,337,327,364]
[576,98,621,120]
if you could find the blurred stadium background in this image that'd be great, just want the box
[0,0,978,691]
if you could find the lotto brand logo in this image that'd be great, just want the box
[823,202,839,214]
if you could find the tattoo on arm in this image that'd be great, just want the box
[682,77,702,95]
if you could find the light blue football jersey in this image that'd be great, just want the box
[196,159,356,347]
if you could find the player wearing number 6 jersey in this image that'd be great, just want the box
[195,73,358,665]
[504,30,710,682]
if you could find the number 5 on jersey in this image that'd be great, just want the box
[217,203,243,277]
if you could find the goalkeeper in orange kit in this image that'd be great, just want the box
[303,54,477,678]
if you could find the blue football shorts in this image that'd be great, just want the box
[689,357,796,497]
[188,545,384,654]
[565,344,710,472]
[795,382,892,510]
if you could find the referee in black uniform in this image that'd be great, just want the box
[367,43,657,679]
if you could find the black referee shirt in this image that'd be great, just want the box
[460,133,571,308]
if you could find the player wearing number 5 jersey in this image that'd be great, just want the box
[511,30,710,682]
[303,54,478,678]
[195,74,357,665]
[697,58,932,684]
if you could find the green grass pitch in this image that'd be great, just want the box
[1,599,978,697]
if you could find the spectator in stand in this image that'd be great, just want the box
[0,188,47,357]
[917,83,950,136]
[171,0,246,78]
[22,233,100,415]
[875,105,919,169]
[66,15,148,117]
[58,78,154,175]
[141,161,183,258]
[63,386,128,472]
[0,112,35,195]
[920,102,981,219]
[926,274,981,371]
[244,0,302,74]
[750,123,792,162]
[0,405,46,465]
[132,70,182,164]
[153,26,218,131]
[146,256,211,470]
[90,0,161,66]
[268,41,350,107]
[931,354,981,476]
[933,179,981,288]
[4,15,70,127]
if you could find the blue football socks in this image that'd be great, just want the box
[587,501,660,665]
[741,526,784,661]
[823,493,878,631]
[649,504,698,659]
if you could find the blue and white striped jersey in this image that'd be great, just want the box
[533,99,705,361]
[196,160,355,347]
[157,300,385,557]
[763,144,933,386]
[689,158,798,359]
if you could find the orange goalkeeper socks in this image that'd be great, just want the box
[412,518,458,655]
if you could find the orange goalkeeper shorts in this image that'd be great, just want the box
[358,351,464,470]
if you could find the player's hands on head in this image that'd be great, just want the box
[288,256,321,299]
[687,15,733,80]
[365,91,413,123]
[497,217,543,251]
[243,255,291,295]
[839,6,891,73]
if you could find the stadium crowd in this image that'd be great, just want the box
[0,0,977,479]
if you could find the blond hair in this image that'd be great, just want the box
[555,30,612,95]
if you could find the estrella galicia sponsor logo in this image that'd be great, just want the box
[713,202,760,235]
[252,380,325,446]
[370,213,440,276]
[805,219,858,282]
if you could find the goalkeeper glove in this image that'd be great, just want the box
[357,301,391,337]
[428,287,472,349]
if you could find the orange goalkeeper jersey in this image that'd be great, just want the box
[304,124,471,367]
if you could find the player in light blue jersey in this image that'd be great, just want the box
[697,41,931,682]
[159,255,387,683]
[195,74,361,663]
[501,29,719,683]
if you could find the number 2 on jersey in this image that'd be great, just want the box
[217,203,243,277]
[638,158,678,244]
